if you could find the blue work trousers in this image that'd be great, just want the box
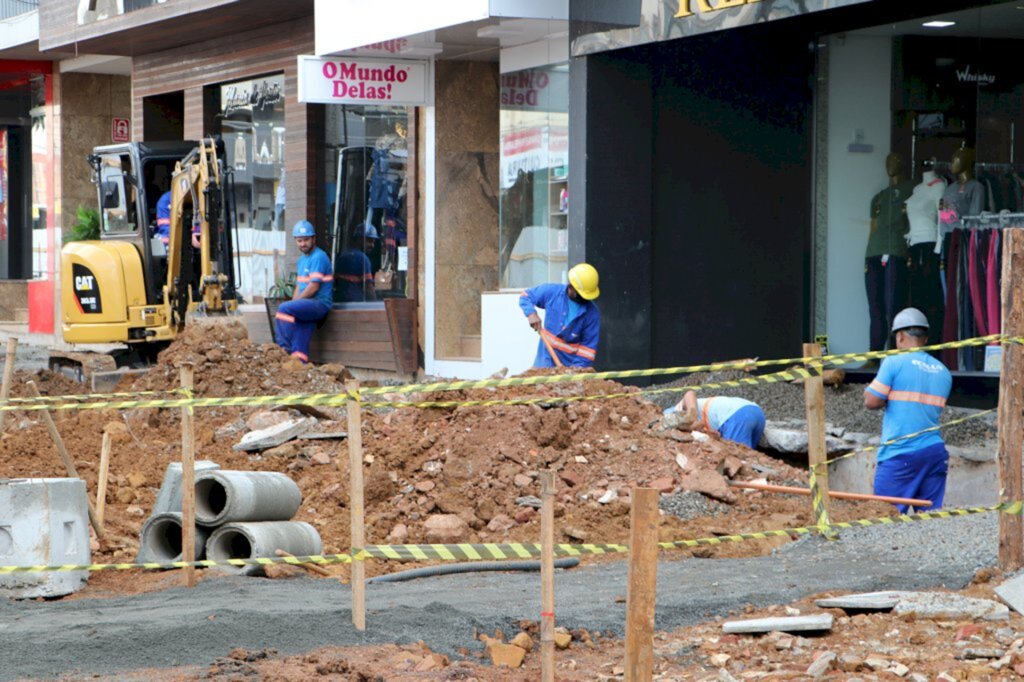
[275,299,329,363]
[874,443,948,513]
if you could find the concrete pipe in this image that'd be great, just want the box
[194,471,302,525]
[206,521,322,576]
[138,512,211,563]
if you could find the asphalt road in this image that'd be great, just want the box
[0,513,999,681]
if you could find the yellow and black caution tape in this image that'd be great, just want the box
[4,502,1021,574]
[354,334,1017,397]
[0,388,183,405]
[809,469,839,540]
[0,552,354,574]
[824,408,997,467]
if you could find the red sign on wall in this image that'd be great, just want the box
[111,118,130,143]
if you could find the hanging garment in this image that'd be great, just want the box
[987,229,1001,335]
[941,231,960,370]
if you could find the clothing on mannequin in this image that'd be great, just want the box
[905,171,946,247]
[865,153,913,351]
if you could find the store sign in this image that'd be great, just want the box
[501,69,569,113]
[499,126,568,189]
[297,56,430,106]
[221,75,284,115]
[573,0,872,56]
[955,65,996,86]
[111,118,130,143]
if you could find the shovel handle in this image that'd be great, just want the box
[539,330,563,367]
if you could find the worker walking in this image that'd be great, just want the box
[665,390,766,449]
[864,307,952,512]
[519,263,600,368]
[275,220,333,363]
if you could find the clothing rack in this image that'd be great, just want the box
[962,212,1024,226]
[925,159,1024,172]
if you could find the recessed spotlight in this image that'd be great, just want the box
[922,20,956,28]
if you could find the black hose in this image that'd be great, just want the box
[366,557,580,584]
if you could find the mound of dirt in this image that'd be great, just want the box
[0,327,892,595]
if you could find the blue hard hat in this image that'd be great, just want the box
[292,220,315,238]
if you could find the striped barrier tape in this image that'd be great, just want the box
[0,364,821,413]
[809,468,839,540]
[0,388,183,405]
[823,409,997,467]
[4,501,1022,574]
[0,553,354,574]
[353,334,1016,397]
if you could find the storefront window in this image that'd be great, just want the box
[214,74,285,299]
[324,105,410,304]
[498,64,569,289]
[819,4,1021,372]
[30,75,47,279]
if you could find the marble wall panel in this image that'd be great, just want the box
[433,61,500,360]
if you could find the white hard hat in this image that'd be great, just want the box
[892,307,929,333]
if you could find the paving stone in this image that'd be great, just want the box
[894,591,1009,622]
[816,591,900,611]
[805,651,836,678]
[233,418,315,452]
[995,573,1024,615]
[722,614,833,634]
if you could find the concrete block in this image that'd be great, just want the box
[894,591,1008,621]
[816,591,900,610]
[233,418,315,452]
[0,478,90,598]
[150,461,221,517]
[722,614,833,634]
[995,574,1024,615]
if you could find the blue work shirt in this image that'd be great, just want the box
[335,248,373,302]
[296,246,333,308]
[518,283,600,368]
[155,191,172,244]
[865,351,952,462]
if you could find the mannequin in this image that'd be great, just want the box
[939,147,984,233]
[904,165,947,339]
[865,152,914,352]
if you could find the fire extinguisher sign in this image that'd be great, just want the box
[111,118,130,143]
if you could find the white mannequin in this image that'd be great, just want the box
[905,170,946,247]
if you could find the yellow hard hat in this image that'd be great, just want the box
[568,263,600,300]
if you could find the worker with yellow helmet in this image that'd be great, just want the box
[518,263,601,368]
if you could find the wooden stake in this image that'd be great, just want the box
[998,228,1024,571]
[26,380,103,539]
[625,488,659,682]
[540,471,556,682]
[0,336,17,433]
[179,364,196,588]
[95,430,112,527]
[803,343,833,531]
[347,380,366,630]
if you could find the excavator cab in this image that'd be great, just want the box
[57,140,239,376]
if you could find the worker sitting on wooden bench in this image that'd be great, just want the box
[275,220,333,364]
[665,391,766,450]
[518,263,601,368]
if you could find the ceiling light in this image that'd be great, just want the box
[922,20,956,28]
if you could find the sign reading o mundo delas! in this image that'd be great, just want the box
[297,56,430,106]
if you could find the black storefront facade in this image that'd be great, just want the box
[567,0,1022,381]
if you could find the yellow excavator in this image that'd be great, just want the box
[54,138,239,379]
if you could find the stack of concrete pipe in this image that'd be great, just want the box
[138,463,321,576]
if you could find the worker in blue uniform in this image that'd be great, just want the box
[275,220,333,363]
[518,263,601,368]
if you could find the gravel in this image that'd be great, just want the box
[0,512,1001,680]
[660,490,729,521]
[648,370,997,447]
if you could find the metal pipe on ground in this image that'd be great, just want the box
[366,558,581,584]
[728,481,931,508]
[194,471,301,525]
[206,521,322,576]
[139,512,211,563]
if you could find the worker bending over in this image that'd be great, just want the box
[864,307,951,513]
[666,391,766,449]
[275,220,333,363]
[519,263,600,368]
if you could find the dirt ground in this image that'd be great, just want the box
[1,322,964,681]
[92,570,1024,681]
